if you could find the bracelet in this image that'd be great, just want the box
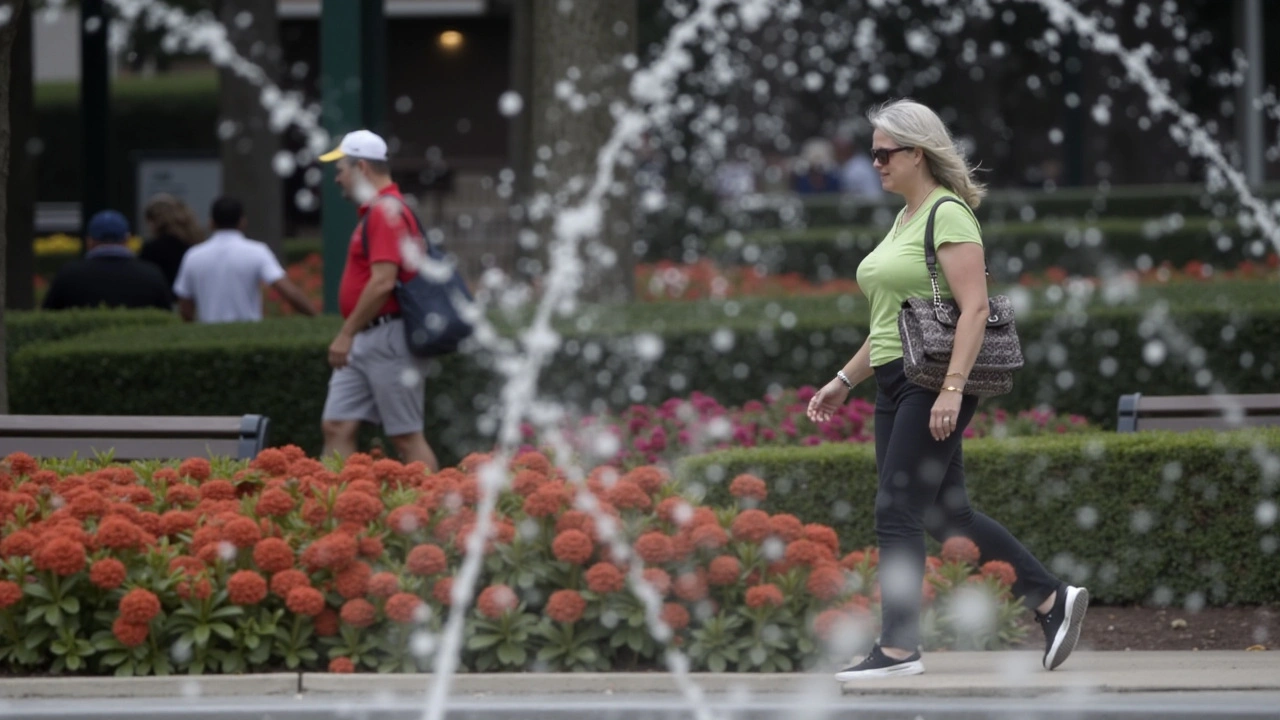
[946,372,966,380]
[942,385,964,393]
[836,370,854,390]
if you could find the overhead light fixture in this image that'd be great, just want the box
[439,31,463,51]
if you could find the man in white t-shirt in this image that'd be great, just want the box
[173,196,318,323]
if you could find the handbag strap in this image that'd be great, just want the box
[922,195,988,308]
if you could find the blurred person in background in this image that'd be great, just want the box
[172,196,317,323]
[42,209,173,311]
[835,132,884,198]
[139,193,205,287]
[791,137,842,194]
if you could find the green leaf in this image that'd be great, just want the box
[193,625,211,646]
[23,583,52,601]
[24,629,50,650]
[495,642,526,667]
[66,654,83,671]
[466,633,503,651]
[536,646,565,662]
[102,651,129,666]
[24,606,45,625]
[709,653,727,673]
[210,606,244,620]
[245,635,260,650]
[210,623,236,641]
[60,596,80,614]
[43,604,62,627]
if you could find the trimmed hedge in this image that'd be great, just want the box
[10,294,1280,463]
[714,217,1272,281]
[766,183,1280,229]
[674,429,1280,606]
[4,308,179,361]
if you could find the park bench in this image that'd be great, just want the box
[0,414,270,462]
[1116,393,1280,433]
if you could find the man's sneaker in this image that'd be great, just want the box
[833,644,925,681]
[1037,584,1089,670]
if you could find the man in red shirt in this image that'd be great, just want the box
[318,129,438,470]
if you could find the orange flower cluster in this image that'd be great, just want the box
[0,447,1026,675]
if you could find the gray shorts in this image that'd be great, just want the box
[321,319,429,437]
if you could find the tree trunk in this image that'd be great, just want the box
[0,0,29,415]
[217,0,284,257]
[529,0,637,303]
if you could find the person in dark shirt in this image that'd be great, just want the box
[138,193,205,287]
[42,209,173,311]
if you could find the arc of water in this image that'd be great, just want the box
[420,4,793,720]
[989,0,1280,253]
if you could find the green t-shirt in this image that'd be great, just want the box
[854,187,984,367]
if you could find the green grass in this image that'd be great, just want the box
[35,69,219,106]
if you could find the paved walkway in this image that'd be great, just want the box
[0,651,1274,700]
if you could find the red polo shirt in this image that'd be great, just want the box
[337,184,425,319]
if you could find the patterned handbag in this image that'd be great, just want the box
[897,196,1024,398]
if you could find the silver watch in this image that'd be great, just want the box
[836,370,854,390]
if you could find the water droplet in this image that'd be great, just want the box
[1075,506,1098,530]
[272,151,296,177]
[1256,501,1277,528]
[1142,340,1167,366]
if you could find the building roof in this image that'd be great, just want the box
[278,0,486,18]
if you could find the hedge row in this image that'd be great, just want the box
[758,183,1280,229]
[10,296,1280,464]
[675,429,1280,605]
[4,308,178,361]
[713,217,1273,281]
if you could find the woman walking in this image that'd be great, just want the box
[806,99,1088,680]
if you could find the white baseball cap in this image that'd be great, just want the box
[318,129,388,162]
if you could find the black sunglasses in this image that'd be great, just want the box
[871,146,914,165]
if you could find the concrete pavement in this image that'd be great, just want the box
[1,653,1278,720]
[0,650,1274,701]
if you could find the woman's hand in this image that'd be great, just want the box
[929,390,964,441]
[807,378,851,423]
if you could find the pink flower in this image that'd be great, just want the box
[803,436,822,446]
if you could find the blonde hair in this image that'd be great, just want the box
[867,99,987,209]
[143,194,205,246]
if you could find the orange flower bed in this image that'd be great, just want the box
[0,449,1025,675]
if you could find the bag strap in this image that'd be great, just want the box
[923,195,988,307]
[359,194,436,260]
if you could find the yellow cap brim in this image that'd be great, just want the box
[318,148,345,162]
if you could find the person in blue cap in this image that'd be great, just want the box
[42,209,174,311]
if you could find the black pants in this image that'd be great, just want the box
[872,359,1060,651]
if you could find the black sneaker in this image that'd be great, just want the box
[833,644,924,681]
[1037,584,1089,670]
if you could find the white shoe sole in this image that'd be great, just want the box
[1045,586,1089,671]
[834,659,925,682]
